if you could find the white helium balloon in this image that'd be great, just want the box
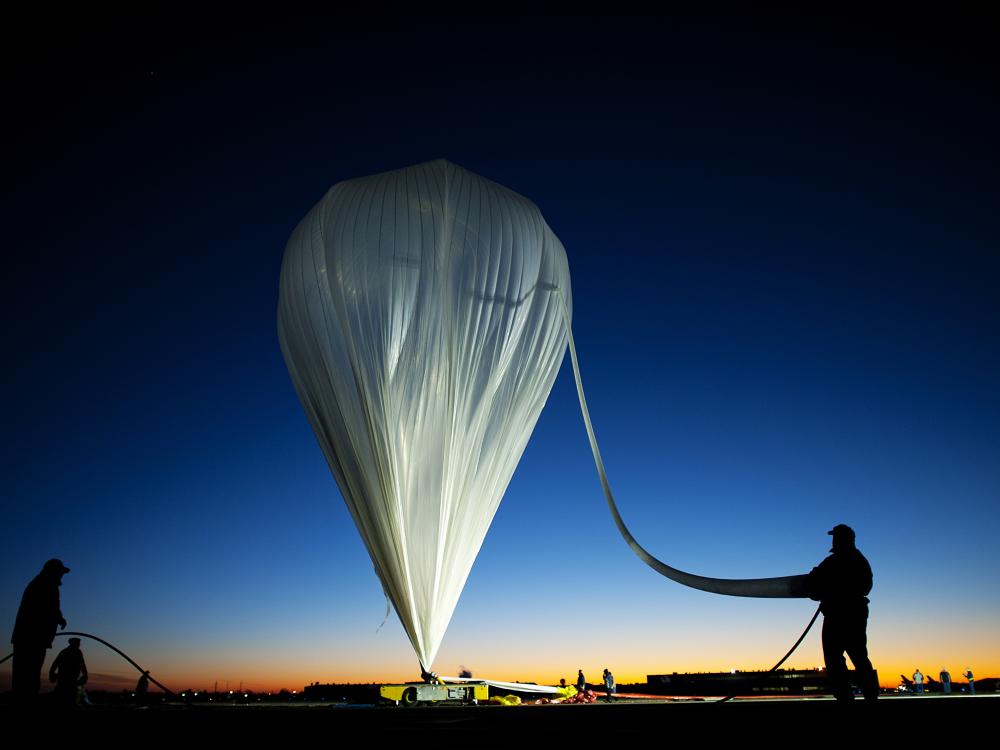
[278,160,571,670]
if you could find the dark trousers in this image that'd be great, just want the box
[12,645,47,703]
[822,610,878,701]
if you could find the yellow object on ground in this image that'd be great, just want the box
[489,694,522,706]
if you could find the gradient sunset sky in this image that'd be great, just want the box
[3,9,997,693]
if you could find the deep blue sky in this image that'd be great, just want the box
[3,10,997,690]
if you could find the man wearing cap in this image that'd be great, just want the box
[806,525,878,701]
[11,559,70,703]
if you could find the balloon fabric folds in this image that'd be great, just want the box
[278,160,572,670]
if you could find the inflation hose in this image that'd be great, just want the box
[715,605,821,702]
[556,292,808,598]
[556,293,820,694]
[0,631,176,696]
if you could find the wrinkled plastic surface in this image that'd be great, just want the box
[278,160,571,669]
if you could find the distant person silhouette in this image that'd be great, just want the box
[49,637,87,708]
[940,667,951,694]
[11,559,70,704]
[963,668,974,694]
[806,525,878,701]
[577,669,586,693]
[602,668,615,701]
[136,670,150,705]
[913,668,924,694]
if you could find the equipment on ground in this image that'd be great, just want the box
[380,681,488,706]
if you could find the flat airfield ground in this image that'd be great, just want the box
[4,694,995,742]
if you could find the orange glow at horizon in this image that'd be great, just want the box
[20,652,995,695]
[5,610,996,695]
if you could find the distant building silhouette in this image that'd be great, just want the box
[647,668,878,697]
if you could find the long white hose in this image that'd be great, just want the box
[558,292,809,598]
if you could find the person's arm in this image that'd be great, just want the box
[860,555,873,597]
[49,585,66,630]
[805,559,830,601]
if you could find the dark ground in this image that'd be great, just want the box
[3,695,994,743]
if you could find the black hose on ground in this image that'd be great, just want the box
[716,605,822,703]
[58,631,176,696]
[0,631,176,696]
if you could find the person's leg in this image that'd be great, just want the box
[844,612,877,701]
[12,646,46,704]
[822,617,852,701]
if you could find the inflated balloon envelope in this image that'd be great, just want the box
[278,160,572,670]
[278,159,809,673]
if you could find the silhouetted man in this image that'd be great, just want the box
[49,636,88,708]
[11,559,69,703]
[136,670,150,704]
[806,525,878,701]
